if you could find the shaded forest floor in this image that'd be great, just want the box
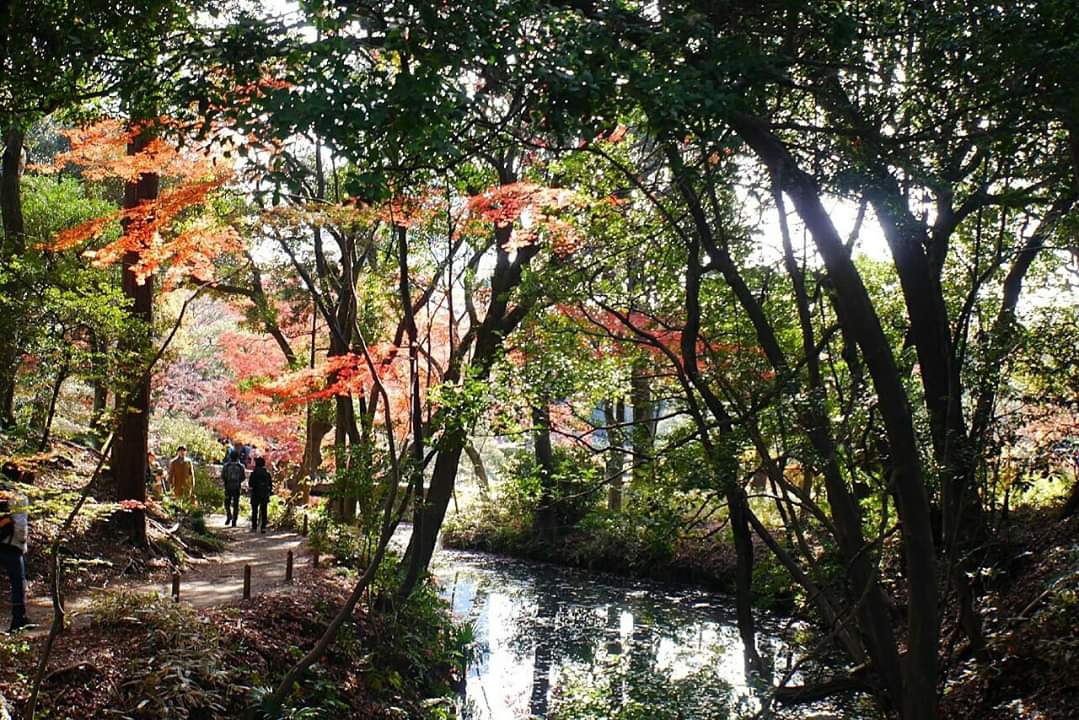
[2,570,463,719]
[0,437,464,719]
[940,510,1079,719]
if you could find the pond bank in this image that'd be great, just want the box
[441,516,799,613]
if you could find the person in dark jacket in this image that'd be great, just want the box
[249,457,272,533]
[1,468,30,632]
[220,451,246,527]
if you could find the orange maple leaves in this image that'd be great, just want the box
[36,119,241,286]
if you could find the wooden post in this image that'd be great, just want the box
[242,564,251,600]
[286,550,294,583]
[312,549,319,568]
[171,572,180,602]
[302,513,309,536]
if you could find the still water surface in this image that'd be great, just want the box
[431,549,823,720]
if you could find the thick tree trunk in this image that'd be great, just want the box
[399,214,540,598]
[292,411,332,495]
[0,126,26,428]
[1,126,24,247]
[727,488,763,675]
[328,222,360,520]
[332,394,359,520]
[532,403,557,542]
[113,132,158,546]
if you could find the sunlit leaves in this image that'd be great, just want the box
[35,119,240,287]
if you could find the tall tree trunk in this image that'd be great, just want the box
[399,210,540,597]
[0,126,26,427]
[732,114,938,719]
[727,487,762,675]
[532,402,557,542]
[293,410,332,496]
[113,130,158,547]
[629,359,654,487]
[398,224,430,593]
[332,394,359,520]
[604,399,625,511]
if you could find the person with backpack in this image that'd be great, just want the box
[221,451,246,527]
[0,467,29,632]
[249,456,272,533]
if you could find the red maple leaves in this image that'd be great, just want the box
[463,182,583,254]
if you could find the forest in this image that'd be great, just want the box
[1,1,1078,719]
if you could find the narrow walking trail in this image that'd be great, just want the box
[24,513,312,635]
[132,514,312,607]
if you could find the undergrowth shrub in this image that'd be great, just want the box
[89,591,247,718]
[193,464,226,509]
[267,492,303,531]
[307,507,366,567]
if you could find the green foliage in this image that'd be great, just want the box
[193,464,226,510]
[190,508,208,535]
[267,494,301,531]
[750,551,797,613]
[428,372,491,451]
[306,506,366,567]
[153,416,221,463]
[366,570,474,704]
[445,445,601,549]
[550,650,737,720]
[572,487,683,569]
[2,174,136,438]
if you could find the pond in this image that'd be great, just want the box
[431,549,848,720]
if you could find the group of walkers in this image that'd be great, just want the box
[147,440,275,532]
[0,437,276,634]
[220,450,273,532]
[145,441,274,531]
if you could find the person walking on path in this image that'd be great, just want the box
[249,456,272,533]
[167,446,195,503]
[0,467,30,632]
[221,451,246,527]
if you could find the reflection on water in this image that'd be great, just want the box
[431,550,811,720]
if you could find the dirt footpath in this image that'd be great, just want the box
[23,514,311,634]
[130,514,312,607]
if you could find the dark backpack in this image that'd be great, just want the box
[223,462,245,492]
[0,496,14,545]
